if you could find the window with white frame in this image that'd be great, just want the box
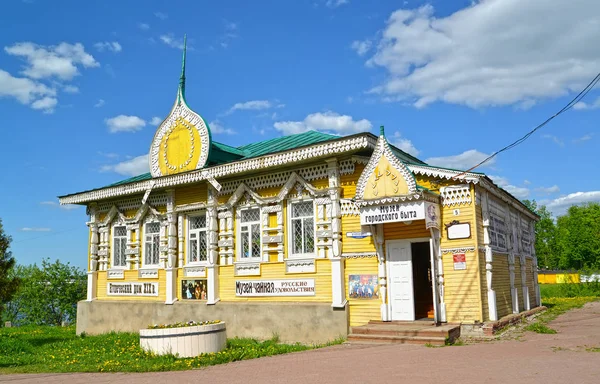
[289,200,315,257]
[188,214,207,263]
[238,207,261,260]
[112,225,127,268]
[144,222,161,266]
[489,213,507,251]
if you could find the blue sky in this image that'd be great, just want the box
[1,0,599,270]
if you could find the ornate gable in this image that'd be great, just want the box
[355,127,418,202]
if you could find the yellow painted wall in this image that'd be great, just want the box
[176,183,207,206]
[96,270,166,301]
[538,273,580,284]
[444,250,483,323]
[492,255,512,319]
[383,220,430,240]
[344,257,380,326]
[218,259,332,302]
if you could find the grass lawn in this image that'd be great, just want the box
[0,326,342,374]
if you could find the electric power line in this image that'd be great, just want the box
[454,72,600,179]
[12,227,83,244]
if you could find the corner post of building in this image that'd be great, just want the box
[430,227,446,322]
[530,221,541,307]
[86,203,99,301]
[518,213,530,311]
[206,184,220,305]
[481,191,498,321]
[507,206,518,313]
[177,213,184,267]
[326,158,346,308]
[165,190,178,304]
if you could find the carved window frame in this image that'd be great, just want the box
[186,212,208,266]
[143,220,161,267]
[236,206,262,262]
[111,222,128,269]
[287,198,316,259]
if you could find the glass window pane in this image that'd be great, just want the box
[251,224,261,258]
[241,208,260,223]
[241,232,249,258]
[292,219,303,254]
[292,201,313,218]
[198,231,207,261]
[190,215,206,230]
[146,222,160,234]
[303,218,315,253]
[189,238,198,263]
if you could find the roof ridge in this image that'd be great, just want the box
[237,130,339,150]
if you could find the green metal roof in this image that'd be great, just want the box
[61,130,433,198]
[238,130,339,158]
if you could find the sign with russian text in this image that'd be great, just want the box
[360,201,425,225]
[107,282,158,296]
[453,253,467,270]
[235,279,315,297]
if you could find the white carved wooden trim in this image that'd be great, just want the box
[340,199,360,216]
[440,247,476,254]
[285,258,316,274]
[440,185,472,206]
[341,252,378,258]
[234,262,261,276]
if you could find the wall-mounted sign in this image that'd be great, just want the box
[453,253,467,270]
[348,275,379,300]
[346,231,372,239]
[107,282,158,296]
[445,220,471,240]
[425,202,440,230]
[181,279,208,300]
[360,201,425,225]
[235,279,315,297]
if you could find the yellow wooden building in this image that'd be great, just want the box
[59,47,541,343]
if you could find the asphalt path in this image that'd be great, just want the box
[2,301,600,384]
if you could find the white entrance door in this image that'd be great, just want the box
[387,241,415,321]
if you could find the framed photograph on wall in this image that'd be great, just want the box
[181,279,208,300]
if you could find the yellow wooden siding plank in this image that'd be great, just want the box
[492,255,512,318]
[344,257,380,326]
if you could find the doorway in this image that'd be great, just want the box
[386,240,433,321]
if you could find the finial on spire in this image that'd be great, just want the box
[177,34,187,104]
[380,125,385,137]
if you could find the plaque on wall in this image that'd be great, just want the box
[445,220,471,240]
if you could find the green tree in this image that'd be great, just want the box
[7,259,86,326]
[522,200,558,269]
[0,218,20,323]
[554,203,600,270]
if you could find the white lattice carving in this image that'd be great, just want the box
[60,136,372,205]
[93,194,168,215]
[340,199,360,216]
[107,269,124,279]
[285,258,316,273]
[341,252,378,258]
[441,247,476,254]
[138,268,159,279]
[234,262,261,276]
[440,185,472,206]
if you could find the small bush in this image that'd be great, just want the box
[524,322,557,334]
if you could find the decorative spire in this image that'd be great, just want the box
[177,34,187,104]
[380,125,385,137]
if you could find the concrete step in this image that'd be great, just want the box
[350,325,451,338]
[347,334,447,345]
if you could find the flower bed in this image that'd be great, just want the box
[140,321,226,357]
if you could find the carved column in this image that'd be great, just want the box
[482,191,498,321]
[165,190,177,304]
[507,207,518,313]
[206,185,220,305]
[373,224,388,321]
[327,158,345,308]
[430,228,446,322]
[276,207,284,262]
[86,204,98,301]
[98,227,109,271]
[261,208,270,262]
[178,213,184,267]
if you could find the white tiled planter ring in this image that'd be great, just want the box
[139,322,226,357]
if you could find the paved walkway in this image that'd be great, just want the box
[3,302,600,384]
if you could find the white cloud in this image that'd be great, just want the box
[488,175,530,200]
[101,154,149,176]
[31,96,57,113]
[94,41,122,53]
[20,227,51,232]
[149,116,162,126]
[105,115,146,133]
[573,133,593,143]
[547,191,600,216]
[536,185,560,194]
[138,23,150,31]
[94,99,105,108]
[542,134,564,147]
[0,69,56,112]
[351,40,372,56]
[363,1,600,108]
[5,42,99,81]
[425,149,493,171]
[326,0,349,8]
[390,131,420,156]
[160,34,185,49]
[209,120,236,135]
[523,179,531,185]
[63,84,79,93]
[227,100,272,114]
[274,111,372,135]
[154,12,168,20]
[40,201,80,210]
[573,97,600,110]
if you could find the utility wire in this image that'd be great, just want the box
[454,72,600,179]
[12,227,83,244]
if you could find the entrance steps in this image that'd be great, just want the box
[347,321,461,346]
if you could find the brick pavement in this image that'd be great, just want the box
[2,301,600,384]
